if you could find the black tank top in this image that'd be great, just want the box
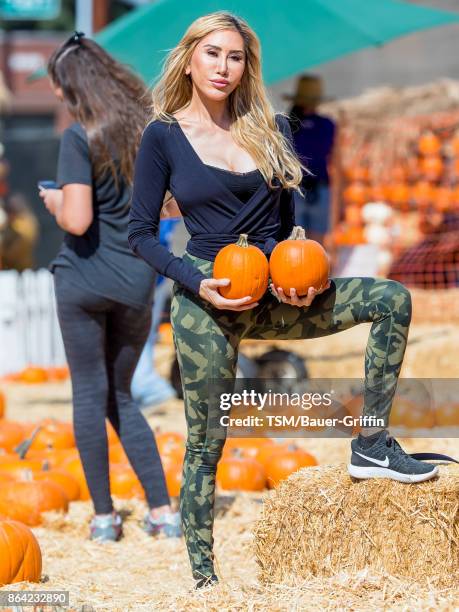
[205,164,264,204]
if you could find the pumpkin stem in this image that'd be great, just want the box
[288,226,307,241]
[236,233,249,248]
[14,425,42,460]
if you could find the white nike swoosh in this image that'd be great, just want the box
[355,451,389,467]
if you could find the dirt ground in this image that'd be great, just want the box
[1,322,458,611]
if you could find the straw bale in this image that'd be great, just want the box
[254,464,459,588]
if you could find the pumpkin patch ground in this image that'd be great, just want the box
[0,319,458,610]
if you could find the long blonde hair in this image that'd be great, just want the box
[150,12,304,190]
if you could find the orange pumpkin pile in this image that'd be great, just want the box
[216,438,318,491]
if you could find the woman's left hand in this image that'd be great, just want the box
[269,280,331,307]
[39,188,63,216]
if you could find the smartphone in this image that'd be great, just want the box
[38,180,58,190]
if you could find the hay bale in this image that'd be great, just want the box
[254,464,459,587]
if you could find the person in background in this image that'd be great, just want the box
[39,32,181,541]
[1,193,39,271]
[131,216,180,411]
[285,74,336,245]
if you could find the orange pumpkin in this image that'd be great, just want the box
[418,132,441,156]
[420,156,444,181]
[29,419,75,451]
[216,452,266,491]
[0,457,44,478]
[391,165,408,182]
[155,431,185,457]
[370,184,391,202]
[161,456,183,497]
[25,447,79,469]
[62,458,90,501]
[0,480,68,525]
[110,464,144,499]
[343,182,369,206]
[33,469,80,502]
[0,390,5,419]
[0,520,42,586]
[434,186,453,212]
[0,422,24,453]
[106,422,119,445]
[344,205,362,226]
[46,366,70,381]
[158,322,174,345]
[270,226,330,296]
[389,182,410,206]
[345,166,370,182]
[389,398,435,429]
[222,437,274,460]
[434,403,459,427]
[108,443,129,465]
[213,233,269,304]
[19,367,48,384]
[0,498,42,526]
[265,445,317,488]
[411,181,433,208]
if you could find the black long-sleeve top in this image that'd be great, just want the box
[128,113,303,296]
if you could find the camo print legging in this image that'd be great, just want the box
[170,252,412,581]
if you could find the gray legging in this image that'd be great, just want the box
[54,270,170,514]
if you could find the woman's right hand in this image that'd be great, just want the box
[199,278,258,311]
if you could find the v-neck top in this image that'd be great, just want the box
[128,114,302,296]
[205,165,264,204]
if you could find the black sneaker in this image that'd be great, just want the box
[195,574,219,590]
[348,430,438,483]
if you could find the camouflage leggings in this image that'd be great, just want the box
[170,252,412,581]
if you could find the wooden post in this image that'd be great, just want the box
[93,0,110,33]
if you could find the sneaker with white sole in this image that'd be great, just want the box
[143,510,182,538]
[89,511,123,541]
[348,429,439,483]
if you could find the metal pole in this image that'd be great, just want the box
[75,0,93,37]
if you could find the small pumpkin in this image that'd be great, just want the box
[265,445,317,488]
[222,437,274,460]
[0,480,68,525]
[0,422,24,453]
[343,182,369,206]
[110,464,144,500]
[28,419,75,451]
[389,182,410,206]
[269,226,330,296]
[418,132,441,156]
[62,457,90,501]
[161,456,183,497]
[216,451,266,492]
[213,233,269,304]
[434,403,459,427]
[411,181,433,208]
[344,205,362,226]
[33,469,80,502]
[420,156,444,181]
[389,398,435,429]
[434,186,453,213]
[0,520,42,586]
[19,366,48,384]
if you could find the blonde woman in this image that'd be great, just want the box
[129,12,436,587]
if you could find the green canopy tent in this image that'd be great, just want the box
[29,0,459,84]
[94,0,459,86]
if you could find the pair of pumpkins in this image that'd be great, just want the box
[213,226,329,304]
